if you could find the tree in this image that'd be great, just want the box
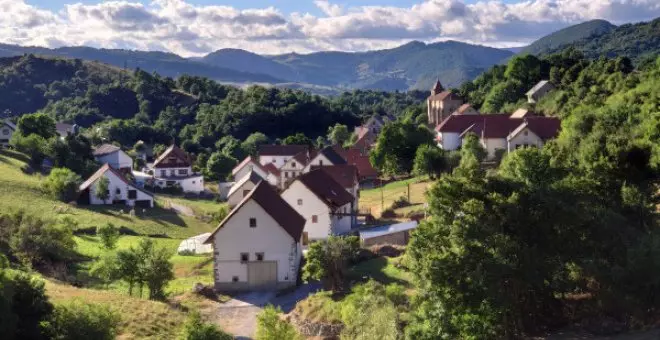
[16,113,56,139]
[255,306,301,340]
[139,239,174,300]
[339,281,401,340]
[95,177,110,204]
[282,133,313,146]
[48,300,120,340]
[10,133,47,168]
[241,132,269,156]
[42,168,81,202]
[178,312,233,340]
[206,152,238,181]
[302,236,359,292]
[1,271,53,340]
[9,216,76,268]
[327,124,350,146]
[97,223,120,249]
[412,145,447,178]
[370,121,434,175]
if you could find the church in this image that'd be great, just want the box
[426,80,463,125]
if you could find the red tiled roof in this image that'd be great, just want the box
[232,156,267,176]
[296,169,354,209]
[259,144,309,156]
[153,145,191,168]
[457,103,473,114]
[428,90,461,102]
[311,164,358,188]
[437,113,561,140]
[334,147,378,180]
[263,163,280,176]
[521,116,561,140]
[205,181,305,243]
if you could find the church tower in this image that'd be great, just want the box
[431,79,444,96]
[427,78,463,126]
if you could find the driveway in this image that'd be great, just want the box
[214,283,321,339]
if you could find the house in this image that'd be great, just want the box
[526,80,555,104]
[455,103,479,115]
[0,120,16,147]
[262,163,281,188]
[334,146,379,187]
[359,221,418,247]
[302,146,347,172]
[232,156,269,182]
[279,151,311,189]
[227,171,265,208]
[204,182,305,291]
[77,164,153,207]
[311,164,360,225]
[149,145,204,193]
[281,169,355,244]
[427,79,464,125]
[258,144,309,168]
[55,123,77,138]
[435,111,561,159]
[93,144,133,172]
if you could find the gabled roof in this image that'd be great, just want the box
[79,163,153,197]
[508,117,561,141]
[205,181,305,243]
[526,80,554,96]
[510,108,532,119]
[227,170,264,198]
[435,113,512,135]
[153,145,191,168]
[259,144,308,156]
[232,156,267,176]
[2,120,16,131]
[456,103,474,114]
[292,150,311,166]
[311,164,358,188]
[93,144,121,157]
[294,169,354,209]
[263,163,280,176]
[333,146,379,180]
[316,146,347,165]
[428,90,461,102]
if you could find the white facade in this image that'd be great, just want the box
[480,138,508,160]
[302,153,333,172]
[209,200,301,288]
[266,172,280,187]
[437,132,461,150]
[233,161,268,182]
[259,155,291,168]
[507,127,544,152]
[85,169,153,207]
[227,180,257,208]
[153,173,205,193]
[281,181,352,242]
[0,122,14,147]
[95,150,133,171]
[280,158,306,189]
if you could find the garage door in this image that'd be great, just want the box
[247,261,277,290]
[134,200,152,208]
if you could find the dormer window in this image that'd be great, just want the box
[292,162,296,167]
[249,218,257,228]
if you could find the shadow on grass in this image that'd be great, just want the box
[347,256,410,288]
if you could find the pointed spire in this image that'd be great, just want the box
[431,79,444,95]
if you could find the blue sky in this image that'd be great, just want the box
[8,0,660,56]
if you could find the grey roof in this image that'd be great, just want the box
[526,80,554,96]
[2,120,16,130]
[318,146,347,165]
[227,170,265,198]
[359,221,418,240]
[93,144,121,156]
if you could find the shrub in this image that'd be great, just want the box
[9,216,76,267]
[178,312,232,340]
[48,300,120,340]
[2,271,53,340]
[385,283,408,306]
[210,206,229,224]
[340,281,401,340]
[256,305,301,340]
[97,223,120,249]
[380,208,397,218]
[390,196,410,209]
[42,168,81,202]
[303,236,360,292]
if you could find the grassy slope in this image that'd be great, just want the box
[359,177,432,218]
[0,149,214,239]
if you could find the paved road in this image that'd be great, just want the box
[214,283,321,339]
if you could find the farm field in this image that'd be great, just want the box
[359,177,433,218]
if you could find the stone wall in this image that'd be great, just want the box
[287,311,343,339]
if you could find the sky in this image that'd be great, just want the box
[2,0,659,57]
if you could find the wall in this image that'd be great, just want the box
[482,138,507,160]
[96,150,133,170]
[88,171,153,207]
[154,166,192,178]
[211,199,299,285]
[258,155,290,168]
[280,159,305,189]
[154,174,204,193]
[507,128,544,152]
[331,203,353,235]
[281,181,332,241]
[362,230,410,247]
[303,154,333,172]
[439,132,461,150]
[227,180,256,208]
[0,125,13,146]
[234,164,268,182]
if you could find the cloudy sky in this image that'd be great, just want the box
[3,0,659,57]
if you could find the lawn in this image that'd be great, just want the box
[359,177,433,218]
[348,255,413,289]
[156,194,226,218]
[0,149,214,239]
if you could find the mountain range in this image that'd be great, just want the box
[0,17,657,92]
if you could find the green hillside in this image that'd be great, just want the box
[0,149,214,239]
[521,19,616,55]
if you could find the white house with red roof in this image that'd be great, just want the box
[147,145,204,193]
[231,156,269,182]
[93,144,133,172]
[78,164,153,208]
[258,145,309,168]
[204,182,305,291]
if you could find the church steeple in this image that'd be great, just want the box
[431,79,444,95]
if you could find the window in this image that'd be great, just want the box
[524,131,529,136]
[243,189,250,197]
[249,218,257,228]
[284,172,289,178]
[1,128,8,135]
[319,160,323,166]
[256,253,264,261]
[160,170,166,177]
[302,232,309,246]
[178,169,188,175]
[240,253,249,263]
[232,276,239,282]
[312,215,318,223]
[292,162,296,167]
[128,190,137,199]
[115,188,121,195]
[297,199,303,206]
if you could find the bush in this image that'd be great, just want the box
[97,223,120,249]
[390,196,410,209]
[380,208,397,218]
[256,305,302,340]
[178,312,232,340]
[9,215,76,267]
[48,300,120,340]
[42,168,81,202]
[385,283,408,306]
[340,281,401,340]
[1,271,53,340]
[210,206,229,224]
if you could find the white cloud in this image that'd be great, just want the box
[0,0,657,56]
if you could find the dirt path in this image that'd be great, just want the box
[165,200,195,217]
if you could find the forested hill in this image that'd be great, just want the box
[536,17,660,62]
[520,19,616,55]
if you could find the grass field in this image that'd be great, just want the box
[348,256,413,288]
[156,195,226,218]
[0,149,214,239]
[359,177,433,218]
